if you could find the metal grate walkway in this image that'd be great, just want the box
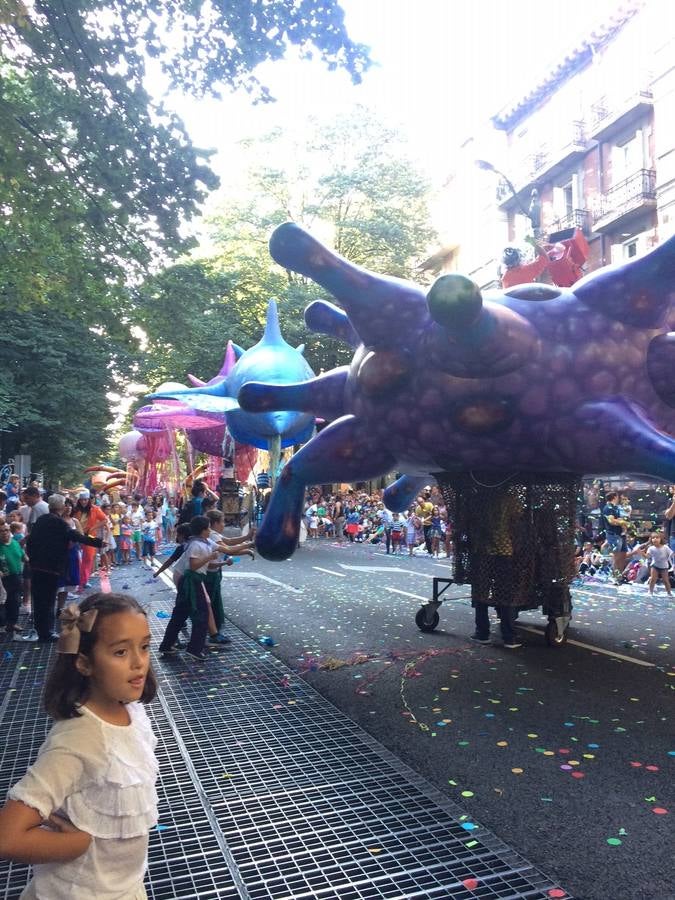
[0,583,571,900]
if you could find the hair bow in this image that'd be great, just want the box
[57,604,99,654]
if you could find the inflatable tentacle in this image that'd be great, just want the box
[647,333,675,407]
[238,368,349,421]
[256,415,397,561]
[304,300,360,348]
[383,475,431,512]
[574,233,675,327]
[269,223,430,348]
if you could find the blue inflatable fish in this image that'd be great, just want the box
[149,300,315,451]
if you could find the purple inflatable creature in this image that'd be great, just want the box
[239,223,675,561]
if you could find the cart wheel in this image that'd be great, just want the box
[545,621,567,646]
[415,607,440,632]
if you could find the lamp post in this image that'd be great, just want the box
[476,159,542,238]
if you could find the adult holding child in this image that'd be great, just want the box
[601,491,629,578]
[26,495,104,643]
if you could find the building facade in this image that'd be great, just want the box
[458,2,675,286]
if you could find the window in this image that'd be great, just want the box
[611,130,643,184]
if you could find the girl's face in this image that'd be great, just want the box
[432,506,439,514]
[652,535,663,546]
[76,611,151,710]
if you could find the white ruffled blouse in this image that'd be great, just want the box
[9,702,158,900]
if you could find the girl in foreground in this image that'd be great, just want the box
[0,593,158,899]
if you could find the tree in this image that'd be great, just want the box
[0,0,371,471]
[0,310,133,483]
[135,107,439,390]
[0,0,371,314]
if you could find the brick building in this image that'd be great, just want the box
[455,1,675,287]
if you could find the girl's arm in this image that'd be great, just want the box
[154,545,183,577]
[0,799,91,864]
[217,532,256,547]
[190,549,220,570]
[214,540,254,555]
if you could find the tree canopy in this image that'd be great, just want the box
[0,309,132,483]
[134,108,439,397]
[0,0,371,315]
[0,0,371,478]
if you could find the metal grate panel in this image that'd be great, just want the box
[0,579,572,900]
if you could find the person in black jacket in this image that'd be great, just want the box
[178,480,218,525]
[25,494,105,642]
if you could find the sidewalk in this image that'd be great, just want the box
[0,564,572,899]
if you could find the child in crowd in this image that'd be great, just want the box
[0,593,158,899]
[390,513,404,554]
[646,533,673,596]
[119,517,133,565]
[0,521,26,636]
[157,516,223,661]
[141,513,158,565]
[109,503,122,566]
[204,509,255,645]
[405,512,418,556]
[129,502,144,562]
[429,506,443,558]
[308,511,319,539]
[9,518,26,542]
[345,509,360,542]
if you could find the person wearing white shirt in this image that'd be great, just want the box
[0,593,158,900]
[646,533,673,596]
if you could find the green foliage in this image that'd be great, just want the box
[0,0,370,313]
[0,0,370,472]
[0,310,133,483]
[137,108,438,392]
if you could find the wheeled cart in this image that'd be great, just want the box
[414,576,572,646]
[414,471,580,648]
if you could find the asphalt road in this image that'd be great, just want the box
[198,538,675,900]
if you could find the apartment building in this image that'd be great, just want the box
[460,1,675,286]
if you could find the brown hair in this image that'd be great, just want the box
[206,509,224,525]
[43,592,157,720]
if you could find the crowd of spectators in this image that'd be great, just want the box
[0,477,192,643]
[301,486,452,557]
[574,487,674,593]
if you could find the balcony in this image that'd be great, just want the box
[589,90,653,142]
[497,122,587,210]
[592,168,656,232]
[549,208,591,237]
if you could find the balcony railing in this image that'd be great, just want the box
[497,122,587,207]
[550,208,590,235]
[590,90,653,134]
[592,168,656,225]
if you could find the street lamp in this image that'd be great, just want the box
[475,159,542,237]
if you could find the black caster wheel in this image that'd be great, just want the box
[415,607,440,632]
[545,621,567,646]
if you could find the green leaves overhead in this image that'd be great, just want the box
[0,0,370,314]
